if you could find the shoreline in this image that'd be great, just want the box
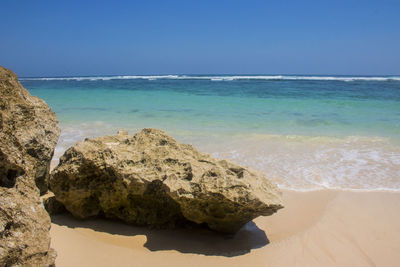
[50,123,400,193]
[50,189,400,266]
[47,125,400,266]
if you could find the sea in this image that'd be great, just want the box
[20,75,400,192]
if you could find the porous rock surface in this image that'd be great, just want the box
[0,66,60,194]
[0,66,58,266]
[0,189,56,266]
[51,129,283,233]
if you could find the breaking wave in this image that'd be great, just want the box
[20,75,400,82]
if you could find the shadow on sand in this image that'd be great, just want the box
[51,214,269,257]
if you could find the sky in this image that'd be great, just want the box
[0,0,399,76]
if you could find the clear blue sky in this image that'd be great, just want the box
[1,0,399,76]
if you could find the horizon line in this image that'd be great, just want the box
[19,73,400,79]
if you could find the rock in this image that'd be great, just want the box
[51,128,283,233]
[0,190,57,266]
[0,66,57,266]
[0,66,60,194]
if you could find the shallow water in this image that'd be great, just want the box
[21,75,400,191]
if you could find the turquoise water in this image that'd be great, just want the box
[20,75,400,191]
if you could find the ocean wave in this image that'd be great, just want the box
[209,134,400,192]
[20,75,400,82]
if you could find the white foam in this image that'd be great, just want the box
[207,134,400,192]
[20,75,400,82]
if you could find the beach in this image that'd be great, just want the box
[50,189,400,266]
[3,1,400,266]
[23,75,400,266]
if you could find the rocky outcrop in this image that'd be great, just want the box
[51,129,283,233]
[0,66,60,194]
[0,66,58,266]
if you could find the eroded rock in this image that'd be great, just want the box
[0,189,56,266]
[0,66,60,194]
[0,66,58,266]
[51,129,283,233]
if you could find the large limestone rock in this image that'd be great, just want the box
[51,129,283,233]
[0,66,60,194]
[0,66,58,266]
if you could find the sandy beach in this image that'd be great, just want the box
[2,1,400,266]
[50,189,400,267]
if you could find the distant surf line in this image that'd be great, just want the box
[20,75,400,82]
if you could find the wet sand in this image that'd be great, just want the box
[50,190,400,266]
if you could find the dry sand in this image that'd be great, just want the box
[50,190,400,267]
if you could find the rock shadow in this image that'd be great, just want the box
[51,214,269,257]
